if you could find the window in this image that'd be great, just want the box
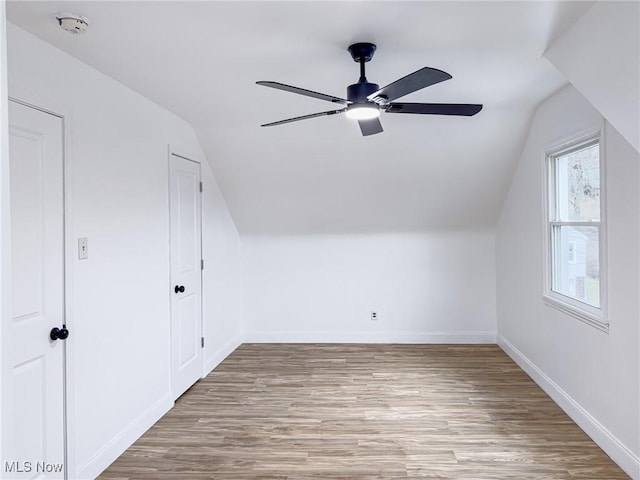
[544,132,607,331]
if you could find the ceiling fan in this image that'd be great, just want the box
[257,43,483,137]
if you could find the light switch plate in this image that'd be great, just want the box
[78,237,88,260]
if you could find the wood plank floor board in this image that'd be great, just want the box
[98,344,628,479]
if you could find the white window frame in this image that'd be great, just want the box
[542,126,608,332]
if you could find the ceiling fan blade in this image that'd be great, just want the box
[385,103,483,116]
[260,109,345,127]
[368,67,452,104]
[358,117,384,136]
[257,81,349,105]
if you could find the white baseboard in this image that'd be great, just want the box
[243,330,496,344]
[204,333,243,375]
[75,393,173,480]
[498,334,640,479]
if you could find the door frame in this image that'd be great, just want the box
[4,87,75,480]
[167,145,206,396]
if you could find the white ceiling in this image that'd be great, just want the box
[6,1,595,234]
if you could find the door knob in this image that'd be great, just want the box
[50,324,69,341]
[174,285,185,294]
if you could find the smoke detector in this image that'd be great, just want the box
[56,13,90,35]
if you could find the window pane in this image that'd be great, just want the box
[553,225,600,307]
[556,144,600,222]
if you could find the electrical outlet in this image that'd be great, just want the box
[370,311,378,321]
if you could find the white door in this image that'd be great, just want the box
[169,154,203,399]
[7,101,66,479]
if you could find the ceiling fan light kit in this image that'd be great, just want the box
[257,42,483,137]
[345,103,380,120]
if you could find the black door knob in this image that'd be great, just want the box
[174,285,185,294]
[50,324,69,341]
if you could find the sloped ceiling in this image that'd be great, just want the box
[545,1,640,153]
[6,1,595,234]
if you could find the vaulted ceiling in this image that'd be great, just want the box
[6,1,595,234]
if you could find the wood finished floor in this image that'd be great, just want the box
[98,344,628,479]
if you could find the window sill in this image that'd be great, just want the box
[542,294,609,333]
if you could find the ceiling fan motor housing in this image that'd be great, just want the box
[347,82,379,103]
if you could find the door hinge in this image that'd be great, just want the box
[201,337,205,348]
[199,182,203,192]
[201,259,204,270]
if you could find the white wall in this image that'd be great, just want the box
[6,23,242,479]
[201,164,243,370]
[242,232,496,343]
[544,1,639,153]
[496,85,639,478]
